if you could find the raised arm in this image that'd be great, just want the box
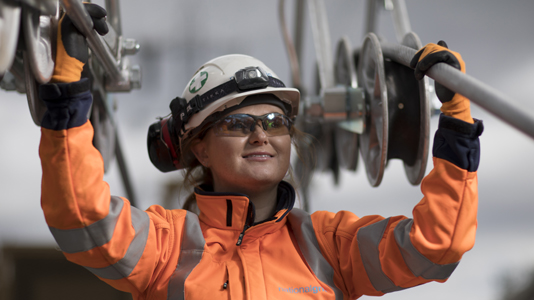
[38,5,186,298]
[311,41,483,298]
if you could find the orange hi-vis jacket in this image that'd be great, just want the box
[39,79,483,299]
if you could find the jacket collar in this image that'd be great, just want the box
[194,181,296,233]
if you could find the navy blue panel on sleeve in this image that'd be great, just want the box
[433,114,484,172]
[39,78,92,130]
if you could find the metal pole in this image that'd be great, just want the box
[105,0,122,36]
[294,0,305,68]
[364,0,378,35]
[307,0,334,89]
[278,0,302,90]
[381,42,534,140]
[115,133,138,207]
[61,0,125,83]
[390,0,411,43]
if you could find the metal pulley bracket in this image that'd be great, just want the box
[97,24,141,91]
[103,55,142,92]
[322,85,365,125]
[299,85,366,178]
[323,85,366,171]
[21,2,57,84]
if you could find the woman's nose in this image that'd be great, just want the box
[249,121,268,144]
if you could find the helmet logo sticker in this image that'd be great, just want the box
[189,71,208,94]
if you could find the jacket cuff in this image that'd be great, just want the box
[39,78,90,100]
[433,114,484,172]
[438,113,483,137]
[39,78,92,130]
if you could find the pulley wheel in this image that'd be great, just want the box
[0,3,21,78]
[333,36,359,171]
[395,32,430,185]
[357,33,388,187]
[22,4,56,84]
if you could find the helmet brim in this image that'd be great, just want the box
[184,87,300,131]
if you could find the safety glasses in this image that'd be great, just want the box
[212,112,293,137]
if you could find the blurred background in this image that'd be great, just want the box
[1,0,534,299]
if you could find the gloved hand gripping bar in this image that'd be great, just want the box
[61,0,125,87]
[381,42,534,140]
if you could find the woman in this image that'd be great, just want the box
[39,4,483,300]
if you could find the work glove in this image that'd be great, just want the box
[410,41,474,124]
[51,3,108,83]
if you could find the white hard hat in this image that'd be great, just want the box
[175,54,300,134]
[148,54,300,172]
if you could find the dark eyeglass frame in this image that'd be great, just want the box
[211,112,293,137]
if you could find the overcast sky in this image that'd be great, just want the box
[1,1,534,299]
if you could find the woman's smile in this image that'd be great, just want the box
[242,151,274,160]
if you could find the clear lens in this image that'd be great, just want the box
[216,116,251,136]
[213,113,291,137]
[247,70,258,78]
[263,113,290,135]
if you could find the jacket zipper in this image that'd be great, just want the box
[236,202,255,246]
[236,225,248,246]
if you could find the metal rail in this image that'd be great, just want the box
[278,0,302,90]
[364,0,378,36]
[105,0,122,36]
[308,0,334,89]
[381,42,534,140]
[390,0,411,42]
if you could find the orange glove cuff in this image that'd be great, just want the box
[51,19,85,83]
[440,94,474,124]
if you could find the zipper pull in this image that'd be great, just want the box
[236,227,246,246]
[236,200,254,246]
[223,280,228,289]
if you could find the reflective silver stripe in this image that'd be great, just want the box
[357,218,404,293]
[394,219,459,280]
[84,205,150,280]
[167,211,205,300]
[288,208,343,299]
[49,196,124,253]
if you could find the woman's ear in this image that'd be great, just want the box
[191,139,210,167]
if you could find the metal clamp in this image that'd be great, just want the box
[322,86,365,130]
